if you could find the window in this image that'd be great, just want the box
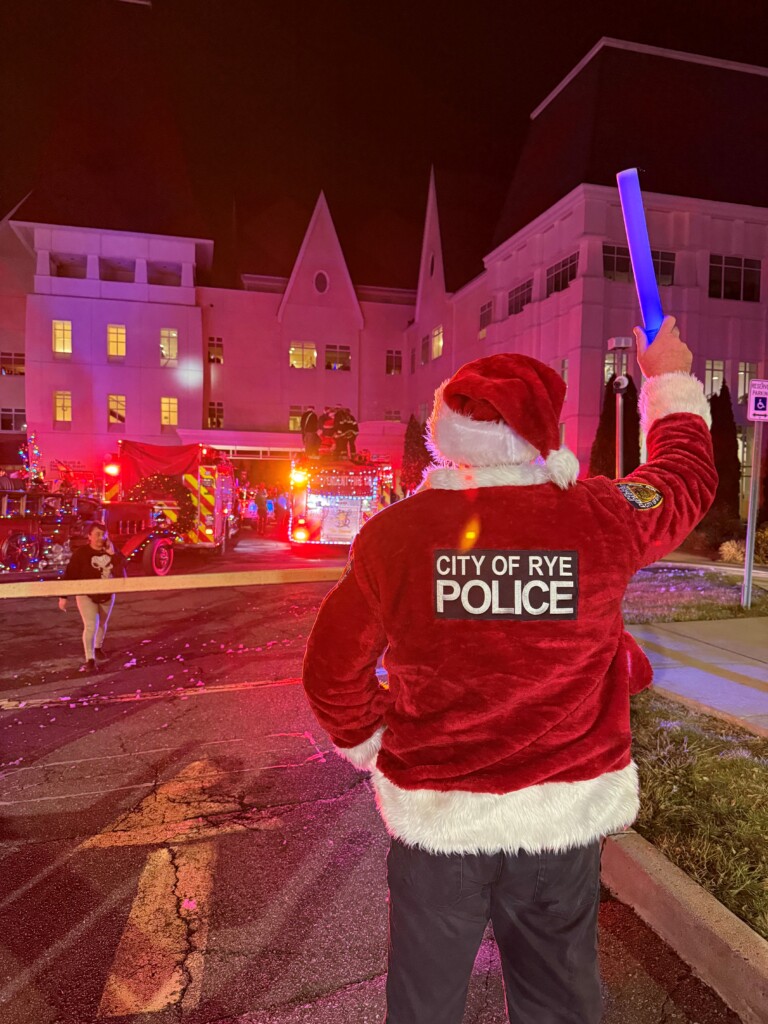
[0,408,26,431]
[604,351,627,384]
[479,301,493,336]
[54,390,72,423]
[0,352,25,375]
[546,252,579,297]
[314,271,329,294]
[288,341,316,369]
[207,401,224,429]
[108,394,126,427]
[603,246,676,286]
[208,337,224,364]
[160,328,178,365]
[738,362,757,405]
[107,324,126,358]
[560,358,569,386]
[603,245,632,283]
[704,359,724,397]
[417,402,428,423]
[161,396,178,427]
[709,255,761,302]
[652,250,675,286]
[325,344,351,371]
[386,350,402,375]
[52,320,72,354]
[410,348,416,374]
[508,279,533,316]
[384,409,401,422]
[421,336,429,365]
[431,326,444,360]
[288,405,309,431]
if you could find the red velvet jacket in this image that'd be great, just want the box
[303,378,717,854]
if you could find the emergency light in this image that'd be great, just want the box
[616,168,664,343]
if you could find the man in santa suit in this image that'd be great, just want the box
[303,316,716,1024]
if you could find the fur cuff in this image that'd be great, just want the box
[371,762,639,855]
[335,727,385,771]
[639,373,711,433]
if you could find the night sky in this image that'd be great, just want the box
[2,0,767,288]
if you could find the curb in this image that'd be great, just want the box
[602,831,768,1024]
[654,685,768,740]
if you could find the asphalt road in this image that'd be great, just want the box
[0,540,742,1023]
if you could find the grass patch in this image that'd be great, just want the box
[631,690,768,938]
[623,565,768,623]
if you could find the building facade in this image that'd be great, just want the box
[1,39,766,503]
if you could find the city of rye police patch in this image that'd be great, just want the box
[616,481,664,511]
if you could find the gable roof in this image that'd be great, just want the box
[494,37,768,247]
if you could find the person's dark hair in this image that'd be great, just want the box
[86,521,106,536]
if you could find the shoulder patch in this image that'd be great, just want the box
[616,481,664,511]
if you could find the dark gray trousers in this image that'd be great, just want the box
[385,837,602,1024]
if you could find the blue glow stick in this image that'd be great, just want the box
[616,168,664,343]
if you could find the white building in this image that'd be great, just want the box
[1,39,766,503]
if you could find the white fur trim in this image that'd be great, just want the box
[371,762,639,855]
[427,381,540,468]
[335,726,385,770]
[545,447,580,488]
[639,372,711,433]
[422,463,550,489]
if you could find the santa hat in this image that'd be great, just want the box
[426,354,580,488]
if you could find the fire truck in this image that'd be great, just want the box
[104,440,241,574]
[288,456,393,549]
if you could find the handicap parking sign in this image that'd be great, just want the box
[747,379,768,422]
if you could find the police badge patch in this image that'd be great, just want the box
[617,481,663,510]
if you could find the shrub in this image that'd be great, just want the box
[719,539,746,563]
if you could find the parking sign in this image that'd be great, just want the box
[747,379,768,422]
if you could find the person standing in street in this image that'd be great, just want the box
[302,316,717,1023]
[59,522,126,673]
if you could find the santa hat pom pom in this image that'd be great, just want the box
[545,447,579,489]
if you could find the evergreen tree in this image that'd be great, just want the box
[400,415,432,494]
[709,383,740,518]
[588,374,640,478]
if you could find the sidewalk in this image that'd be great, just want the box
[629,616,768,736]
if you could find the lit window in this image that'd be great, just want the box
[410,348,416,374]
[52,320,72,354]
[288,405,306,431]
[107,324,126,358]
[108,394,126,426]
[559,422,566,446]
[289,342,316,369]
[386,350,402,375]
[561,358,569,386]
[207,337,224,364]
[421,336,429,365]
[160,328,178,364]
[54,390,72,422]
[508,279,533,316]
[0,408,26,431]
[479,301,493,335]
[704,359,724,398]
[709,255,761,302]
[738,362,757,405]
[207,401,224,429]
[0,352,25,375]
[545,252,579,297]
[431,326,444,360]
[417,402,428,423]
[384,409,401,422]
[604,351,627,384]
[161,396,178,426]
[325,345,351,371]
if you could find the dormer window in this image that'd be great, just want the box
[314,271,329,294]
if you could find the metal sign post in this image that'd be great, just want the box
[613,375,630,479]
[742,379,768,609]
